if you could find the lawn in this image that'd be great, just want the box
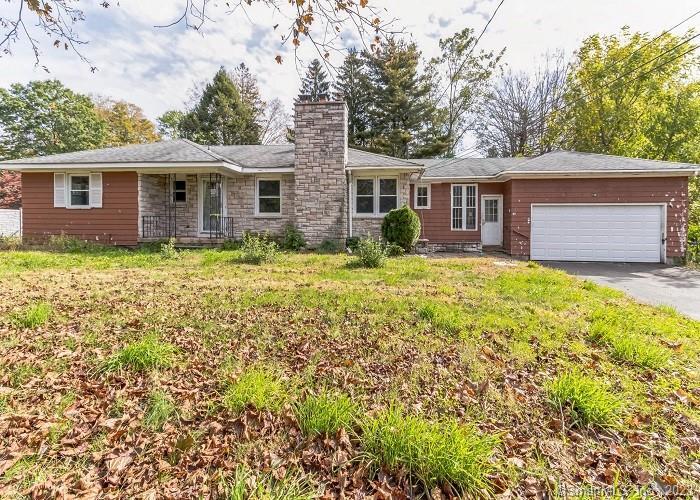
[1,247,699,498]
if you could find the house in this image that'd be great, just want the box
[2,99,698,264]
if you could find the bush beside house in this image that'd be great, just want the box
[381,205,421,252]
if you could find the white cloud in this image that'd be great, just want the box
[0,0,698,125]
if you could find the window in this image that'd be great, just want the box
[256,178,281,215]
[451,184,477,230]
[173,179,187,203]
[355,177,398,216]
[69,175,90,207]
[414,184,430,209]
[484,198,498,223]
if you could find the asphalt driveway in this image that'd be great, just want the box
[543,262,700,320]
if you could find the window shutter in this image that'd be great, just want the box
[89,173,102,208]
[53,173,66,207]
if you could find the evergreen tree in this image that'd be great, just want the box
[299,59,331,101]
[180,67,261,145]
[333,48,372,147]
[363,39,446,159]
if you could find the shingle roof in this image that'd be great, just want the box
[1,139,220,164]
[211,144,294,169]
[347,149,423,168]
[421,157,528,178]
[419,150,699,179]
[509,150,700,172]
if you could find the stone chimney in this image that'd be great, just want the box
[293,98,349,246]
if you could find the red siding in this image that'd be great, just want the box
[22,172,138,246]
[410,183,503,242]
[505,177,688,259]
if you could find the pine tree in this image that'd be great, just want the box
[180,67,261,145]
[363,39,446,159]
[333,48,372,147]
[299,59,331,101]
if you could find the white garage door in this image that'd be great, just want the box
[531,204,663,263]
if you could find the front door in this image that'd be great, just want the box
[481,195,503,246]
[200,176,225,235]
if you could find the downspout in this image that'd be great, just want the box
[347,170,353,241]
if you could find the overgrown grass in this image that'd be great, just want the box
[294,392,357,437]
[547,371,623,428]
[417,301,464,335]
[224,465,317,500]
[100,335,177,373]
[143,389,178,431]
[360,405,498,495]
[222,366,287,414]
[9,302,52,328]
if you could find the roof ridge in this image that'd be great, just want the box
[542,149,700,168]
[180,139,232,163]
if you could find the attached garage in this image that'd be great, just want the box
[530,204,664,263]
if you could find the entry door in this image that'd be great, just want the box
[200,177,224,234]
[481,195,503,246]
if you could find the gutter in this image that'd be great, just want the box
[421,168,699,182]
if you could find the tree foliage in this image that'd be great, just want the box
[475,54,568,157]
[0,170,21,208]
[157,110,186,140]
[0,80,106,160]
[552,29,700,162]
[299,59,331,101]
[180,67,261,145]
[95,98,160,147]
[333,48,372,147]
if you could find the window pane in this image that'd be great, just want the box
[466,207,476,229]
[174,180,186,191]
[71,176,89,191]
[379,178,396,196]
[258,197,281,213]
[452,207,462,230]
[465,185,476,208]
[416,186,428,207]
[174,191,187,202]
[379,195,397,213]
[71,191,89,206]
[258,180,280,197]
[356,179,374,196]
[356,196,374,213]
[485,199,498,223]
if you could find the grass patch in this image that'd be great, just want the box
[100,335,177,373]
[547,371,622,428]
[9,302,52,328]
[222,366,287,414]
[223,465,317,500]
[360,405,498,495]
[417,301,464,336]
[294,391,357,437]
[608,335,670,369]
[143,389,178,431]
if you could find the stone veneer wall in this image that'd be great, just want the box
[138,174,198,237]
[293,101,348,246]
[351,172,412,238]
[226,174,295,238]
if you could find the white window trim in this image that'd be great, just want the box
[67,173,91,209]
[353,175,399,218]
[414,183,431,209]
[255,176,283,217]
[451,183,478,231]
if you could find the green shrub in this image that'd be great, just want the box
[222,239,242,251]
[143,389,178,431]
[9,302,52,329]
[345,237,360,252]
[240,232,279,264]
[160,238,179,259]
[381,205,421,252]
[223,366,286,414]
[384,242,405,257]
[294,392,357,437]
[361,405,497,495]
[281,224,306,251]
[354,236,387,268]
[317,239,341,254]
[547,371,622,428]
[100,335,178,373]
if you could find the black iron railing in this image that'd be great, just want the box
[142,215,234,239]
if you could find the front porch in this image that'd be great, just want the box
[138,172,235,242]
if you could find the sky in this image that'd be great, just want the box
[0,0,698,126]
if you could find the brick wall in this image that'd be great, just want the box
[293,100,348,246]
